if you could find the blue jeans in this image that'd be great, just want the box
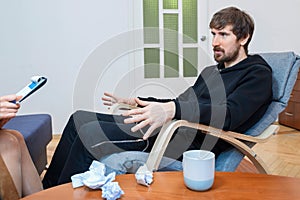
[100,151,183,175]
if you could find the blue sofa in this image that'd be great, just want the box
[3,114,53,175]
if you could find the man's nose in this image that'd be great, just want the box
[212,36,220,47]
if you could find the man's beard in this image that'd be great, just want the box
[213,45,240,64]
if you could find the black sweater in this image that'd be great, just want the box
[140,55,273,133]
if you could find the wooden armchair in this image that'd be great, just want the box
[101,52,300,174]
[144,52,300,174]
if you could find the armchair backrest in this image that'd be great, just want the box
[245,52,300,136]
[260,52,300,104]
[217,51,300,172]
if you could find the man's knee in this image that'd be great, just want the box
[72,110,99,124]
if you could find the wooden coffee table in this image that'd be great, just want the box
[21,172,300,199]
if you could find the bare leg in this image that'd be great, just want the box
[0,129,43,197]
[0,129,22,197]
[8,129,43,196]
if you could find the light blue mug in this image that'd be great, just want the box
[183,150,215,191]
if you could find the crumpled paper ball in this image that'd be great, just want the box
[71,160,124,200]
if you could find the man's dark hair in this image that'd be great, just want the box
[209,7,254,55]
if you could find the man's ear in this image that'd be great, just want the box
[240,34,250,46]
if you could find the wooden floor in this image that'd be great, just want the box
[46,124,300,178]
[252,124,300,177]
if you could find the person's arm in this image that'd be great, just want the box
[222,65,272,131]
[101,92,137,107]
[103,93,176,139]
[174,65,272,132]
[0,94,21,128]
[137,96,174,103]
[123,98,176,139]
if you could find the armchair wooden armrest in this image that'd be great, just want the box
[145,120,279,174]
[110,103,279,174]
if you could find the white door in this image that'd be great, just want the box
[130,0,211,99]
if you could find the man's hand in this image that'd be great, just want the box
[101,92,136,107]
[0,94,21,128]
[122,98,175,140]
